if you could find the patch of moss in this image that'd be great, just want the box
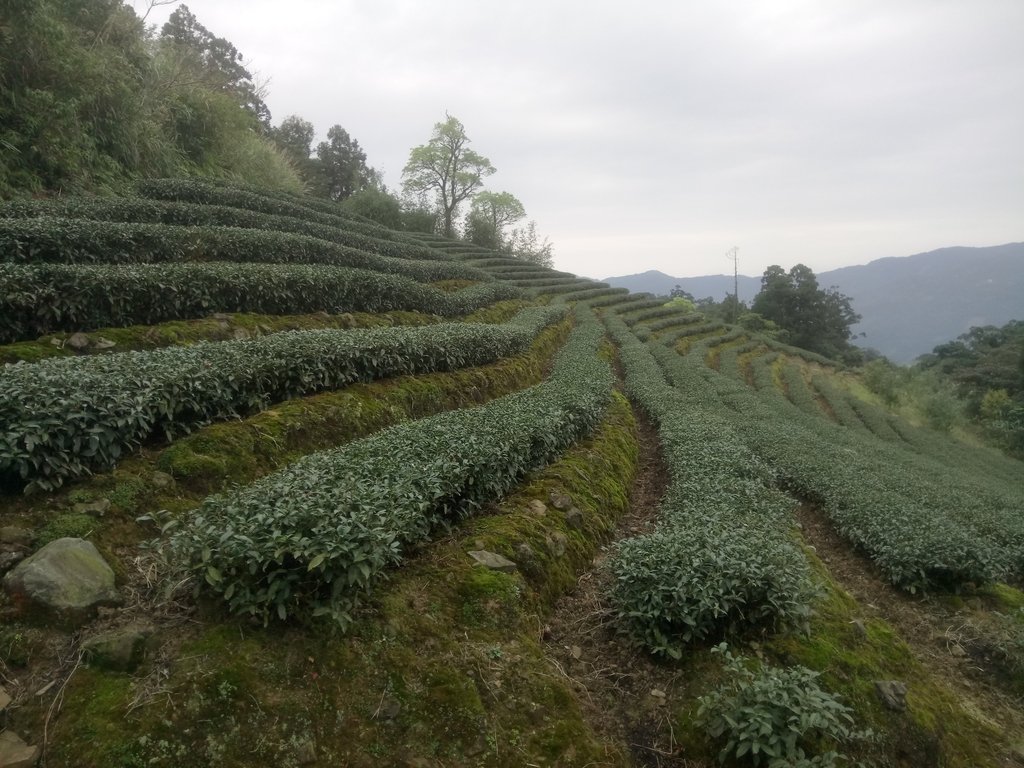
[36,513,98,545]
[762,549,1012,767]
[107,476,147,514]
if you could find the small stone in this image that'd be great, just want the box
[380,696,403,720]
[467,550,517,573]
[232,327,251,340]
[649,689,666,698]
[73,498,110,517]
[851,619,868,639]
[464,734,487,756]
[549,490,573,510]
[527,500,547,516]
[294,736,317,764]
[570,645,583,660]
[514,543,536,563]
[949,643,967,658]
[50,337,63,347]
[67,332,91,350]
[541,625,553,641]
[0,526,31,546]
[0,730,41,768]
[563,507,585,530]
[82,625,153,672]
[875,680,908,711]
[93,337,117,349]
[0,684,11,711]
[547,532,568,557]
[151,471,175,490]
[210,312,232,321]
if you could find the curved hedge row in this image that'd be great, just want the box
[0,307,564,491]
[0,262,522,343]
[136,178,418,246]
[168,307,614,627]
[603,315,816,658]
[0,217,490,284]
[659,335,1024,591]
[559,286,630,304]
[0,197,446,263]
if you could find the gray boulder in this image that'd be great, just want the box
[3,538,119,620]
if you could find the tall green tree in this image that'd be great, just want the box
[271,115,315,165]
[315,125,372,201]
[752,264,861,359]
[465,190,526,249]
[402,115,495,237]
[160,4,271,130]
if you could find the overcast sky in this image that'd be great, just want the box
[141,0,1023,279]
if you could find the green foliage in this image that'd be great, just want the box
[0,0,299,196]
[402,115,495,237]
[505,220,555,268]
[603,315,816,657]
[663,327,1024,592]
[167,308,613,627]
[0,262,521,342]
[341,187,402,229]
[0,216,489,284]
[0,192,446,262]
[0,307,564,491]
[752,264,861,360]
[315,125,373,201]
[664,295,697,313]
[136,177,426,248]
[697,645,870,767]
[160,4,271,129]
[860,359,904,406]
[36,513,97,546]
[466,190,526,250]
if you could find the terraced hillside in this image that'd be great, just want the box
[1,183,1022,767]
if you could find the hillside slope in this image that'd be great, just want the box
[605,242,1024,362]
[1,185,1022,767]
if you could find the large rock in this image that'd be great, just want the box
[0,684,11,712]
[3,538,119,620]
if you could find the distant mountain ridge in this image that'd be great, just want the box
[604,243,1024,363]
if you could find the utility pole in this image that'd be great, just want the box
[725,246,739,324]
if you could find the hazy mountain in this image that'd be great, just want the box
[605,243,1024,363]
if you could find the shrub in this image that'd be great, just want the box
[697,645,871,767]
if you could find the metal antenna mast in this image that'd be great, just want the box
[726,246,739,323]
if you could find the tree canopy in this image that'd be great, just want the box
[401,115,495,237]
[751,264,861,360]
[466,191,526,249]
[0,0,299,196]
[316,125,373,201]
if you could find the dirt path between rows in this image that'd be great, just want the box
[542,412,710,767]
